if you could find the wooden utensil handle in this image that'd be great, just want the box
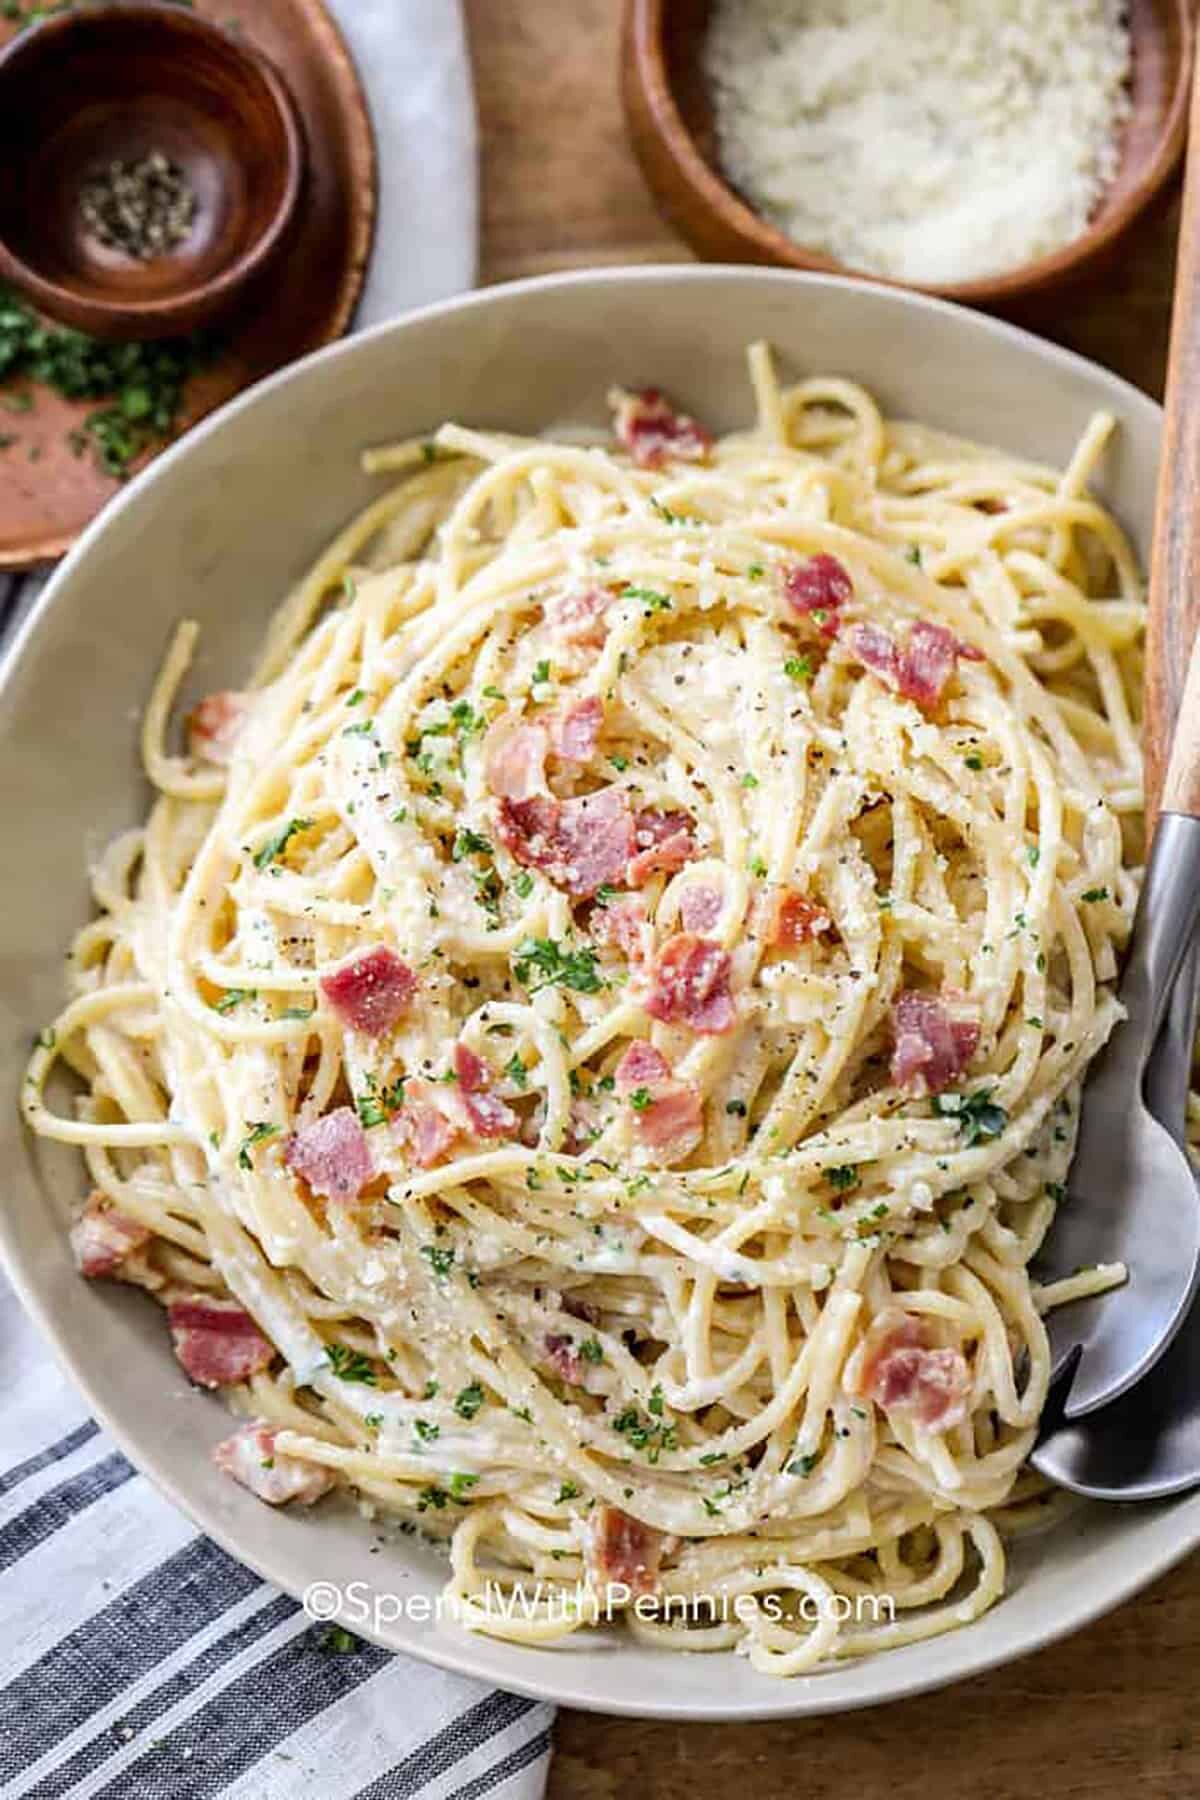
[1160,631,1200,817]
[1145,45,1200,829]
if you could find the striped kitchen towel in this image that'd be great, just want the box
[0,1283,554,1797]
[1,2,556,1794]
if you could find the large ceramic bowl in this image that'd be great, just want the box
[0,268,1188,1721]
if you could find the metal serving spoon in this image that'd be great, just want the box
[1031,949,1200,1498]
[1034,762,1200,1422]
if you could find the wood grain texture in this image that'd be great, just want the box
[620,0,1192,310]
[1147,40,1200,818]
[0,0,374,570]
[465,0,1200,1785]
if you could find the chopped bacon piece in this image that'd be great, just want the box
[549,696,604,766]
[496,787,635,899]
[890,990,980,1095]
[783,555,853,637]
[544,1333,585,1384]
[845,620,982,711]
[615,1039,671,1087]
[187,690,249,766]
[768,887,832,949]
[213,1422,336,1506]
[393,1078,459,1169]
[591,893,650,962]
[167,1294,275,1389]
[482,715,549,801]
[628,806,697,886]
[584,1504,666,1598]
[319,945,417,1037]
[284,1107,373,1202]
[563,1291,600,1324]
[546,586,613,648]
[611,387,713,471]
[615,1038,704,1164]
[70,1191,162,1290]
[855,1310,971,1432]
[453,1043,520,1139]
[679,884,722,934]
[645,934,736,1035]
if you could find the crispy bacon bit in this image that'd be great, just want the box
[855,1310,971,1432]
[584,1504,665,1598]
[615,1039,671,1087]
[483,715,549,801]
[394,1078,459,1169]
[284,1107,373,1202]
[679,884,722,934]
[591,893,650,962]
[213,1422,336,1506]
[549,696,604,766]
[645,934,736,1035]
[769,888,832,949]
[611,387,713,471]
[453,1043,520,1139]
[544,1333,585,1384]
[845,620,982,711]
[628,806,697,886]
[546,586,613,648]
[496,787,635,899]
[890,990,980,1095]
[615,1038,704,1164]
[70,1191,162,1289]
[167,1294,275,1389]
[187,690,249,766]
[783,555,853,637]
[319,945,417,1037]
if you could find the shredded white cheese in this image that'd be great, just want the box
[705,0,1132,284]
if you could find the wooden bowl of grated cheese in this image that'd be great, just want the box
[621,0,1193,307]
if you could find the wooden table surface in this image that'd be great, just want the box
[462,3,1199,1792]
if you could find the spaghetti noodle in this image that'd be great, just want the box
[23,345,1146,1674]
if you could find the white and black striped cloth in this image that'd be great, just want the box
[1,5,555,1791]
[0,1282,553,1796]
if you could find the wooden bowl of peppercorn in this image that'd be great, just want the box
[0,1,304,341]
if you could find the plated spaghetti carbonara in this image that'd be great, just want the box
[23,346,1146,1675]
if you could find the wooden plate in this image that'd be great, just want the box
[0,0,376,570]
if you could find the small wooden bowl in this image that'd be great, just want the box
[622,0,1194,308]
[0,2,304,341]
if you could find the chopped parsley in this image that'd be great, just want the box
[555,1480,581,1503]
[1081,887,1109,903]
[213,987,255,1014]
[783,655,814,684]
[578,1337,604,1364]
[252,817,313,871]
[787,1451,821,1478]
[324,1343,378,1385]
[413,1418,440,1443]
[420,1244,456,1280]
[725,1098,747,1117]
[447,1471,479,1501]
[628,1086,652,1112]
[236,1121,278,1169]
[932,1088,1009,1147]
[532,658,552,685]
[503,1053,528,1089]
[513,936,604,995]
[454,1382,485,1419]
[824,1164,859,1192]
[513,871,534,900]
[452,828,493,861]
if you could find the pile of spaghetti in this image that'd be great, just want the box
[23,346,1146,1675]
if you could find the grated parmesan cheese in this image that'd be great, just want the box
[704,0,1132,284]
